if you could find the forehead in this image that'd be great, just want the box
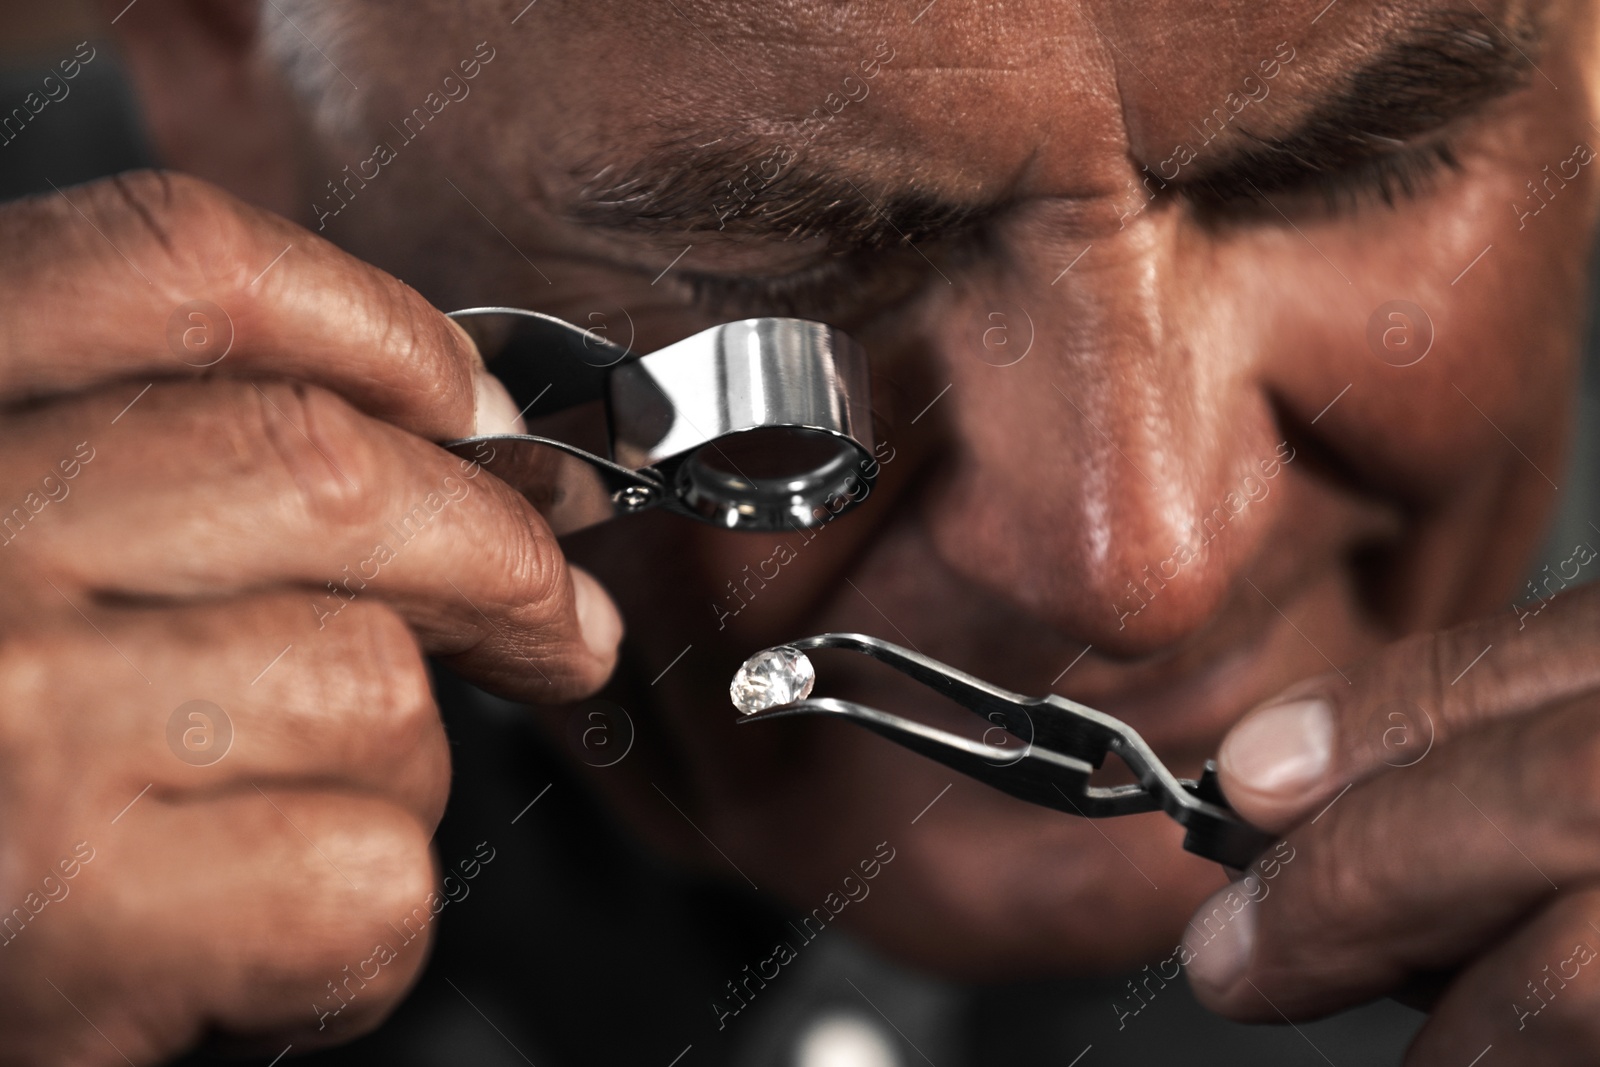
[466,0,1511,201]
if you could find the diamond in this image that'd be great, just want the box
[730,645,816,715]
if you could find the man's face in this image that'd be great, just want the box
[174,0,1600,973]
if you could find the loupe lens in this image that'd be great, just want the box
[674,426,871,530]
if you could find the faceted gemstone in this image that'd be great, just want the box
[730,645,816,715]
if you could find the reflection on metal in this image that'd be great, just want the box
[443,308,875,535]
[737,633,1276,869]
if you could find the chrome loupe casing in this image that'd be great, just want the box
[442,308,876,535]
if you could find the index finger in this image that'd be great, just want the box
[0,170,520,441]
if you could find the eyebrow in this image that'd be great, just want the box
[564,4,1540,252]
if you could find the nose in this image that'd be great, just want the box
[910,211,1291,657]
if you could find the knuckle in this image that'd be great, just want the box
[364,287,471,414]
[1553,716,1600,822]
[343,604,438,748]
[372,297,429,379]
[1343,628,1435,707]
[238,380,377,530]
[71,170,177,241]
[1421,623,1491,724]
[102,170,182,247]
[283,816,436,1034]
[74,171,259,288]
[1334,626,1475,767]
[0,627,97,773]
[1265,828,1374,974]
[356,815,437,930]
[371,826,443,943]
[497,517,567,620]
[344,600,424,682]
[289,804,436,967]
[0,631,57,720]
[0,640,64,894]
[1500,894,1600,1047]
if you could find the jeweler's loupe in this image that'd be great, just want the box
[442,308,876,535]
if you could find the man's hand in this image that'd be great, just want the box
[1184,570,1600,1064]
[0,171,622,1064]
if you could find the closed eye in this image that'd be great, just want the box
[1178,11,1534,217]
[680,248,931,322]
[1184,137,1465,218]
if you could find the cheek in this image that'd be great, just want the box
[1230,111,1596,506]
[1181,80,1600,619]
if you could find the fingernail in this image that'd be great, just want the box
[569,565,624,661]
[1183,881,1258,995]
[472,367,525,436]
[1219,698,1333,798]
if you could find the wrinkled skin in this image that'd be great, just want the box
[1,0,1598,1061]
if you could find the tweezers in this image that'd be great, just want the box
[736,633,1276,869]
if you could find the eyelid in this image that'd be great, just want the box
[1173,23,1538,217]
[681,249,927,321]
[1181,135,1465,217]
[680,258,857,316]
[677,203,998,318]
